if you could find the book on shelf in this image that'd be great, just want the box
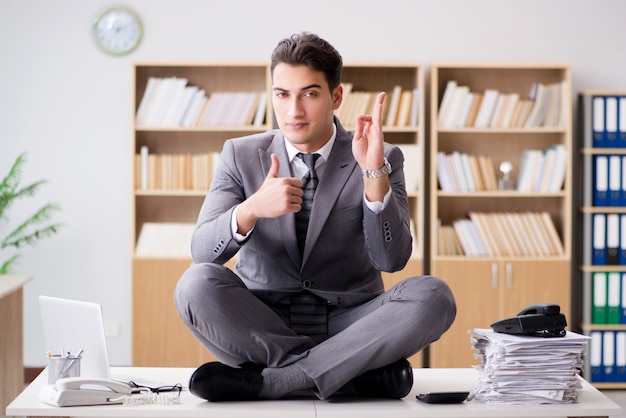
[589,329,626,383]
[473,89,499,128]
[590,271,626,325]
[336,84,418,128]
[409,219,419,258]
[487,92,508,128]
[464,92,483,127]
[409,88,420,127]
[441,85,469,128]
[136,147,219,191]
[395,89,414,127]
[524,81,567,128]
[180,88,209,127]
[135,222,195,257]
[438,224,464,256]
[438,211,563,257]
[136,77,193,127]
[198,91,263,126]
[437,80,458,127]
[516,145,567,193]
[578,93,619,148]
[385,85,403,127]
[252,91,268,126]
[436,151,498,192]
[135,76,266,128]
[437,80,566,129]
[396,144,420,192]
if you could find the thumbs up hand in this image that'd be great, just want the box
[235,154,303,234]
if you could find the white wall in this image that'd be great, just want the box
[0,0,624,367]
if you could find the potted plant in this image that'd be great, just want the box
[0,152,62,274]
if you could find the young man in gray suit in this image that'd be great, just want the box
[175,32,456,401]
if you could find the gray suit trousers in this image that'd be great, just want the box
[175,262,456,399]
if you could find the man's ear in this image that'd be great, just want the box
[332,84,343,110]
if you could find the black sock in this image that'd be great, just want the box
[258,363,314,399]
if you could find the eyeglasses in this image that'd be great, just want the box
[128,381,182,396]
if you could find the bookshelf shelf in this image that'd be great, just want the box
[135,190,208,197]
[427,63,573,368]
[438,191,566,198]
[578,90,626,387]
[131,61,425,368]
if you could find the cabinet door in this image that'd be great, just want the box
[500,259,570,320]
[429,259,501,368]
[429,259,571,368]
[133,259,216,367]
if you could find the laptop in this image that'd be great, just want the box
[39,295,113,380]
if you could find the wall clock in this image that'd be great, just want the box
[92,6,143,56]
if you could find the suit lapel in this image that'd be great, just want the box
[302,131,357,266]
[261,133,301,267]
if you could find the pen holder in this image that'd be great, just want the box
[47,355,81,384]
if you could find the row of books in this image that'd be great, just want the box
[135,146,220,191]
[589,330,626,383]
[135,76,267,127]
[438,211,564,257]
[516,145,567,193]
[593,154,626,207]
[589,94,626,148]
[591,272,626,325]
[437,80,567,129]
[436,152,498,192]
[335,83,419,128]
[135,222,195,257]
[591,213,626,266]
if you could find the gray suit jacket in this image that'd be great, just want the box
[191,120,412,307]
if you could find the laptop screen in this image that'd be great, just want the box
[39,295,111,379]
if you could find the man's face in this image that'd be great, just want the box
[272,63,342,153]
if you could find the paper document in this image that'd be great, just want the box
[469,328,590,405]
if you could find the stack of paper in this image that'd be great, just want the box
[469,328,590,405]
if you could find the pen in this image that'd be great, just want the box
[58,348,84,379]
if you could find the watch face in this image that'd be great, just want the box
[93,7,142,55]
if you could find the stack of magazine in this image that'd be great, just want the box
[469,328,590,404]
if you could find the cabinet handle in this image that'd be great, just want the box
[491,263,498,288]
[506,263,512,288]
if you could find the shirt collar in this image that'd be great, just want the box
[284,123,336,163]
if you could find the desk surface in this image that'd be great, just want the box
[6,367,622,418]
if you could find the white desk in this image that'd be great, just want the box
[6,367,622,418]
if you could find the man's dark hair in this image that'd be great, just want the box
[270,32,343,91]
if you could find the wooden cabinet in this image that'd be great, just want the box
[428,64,573,368]
[0,275,31,415]
[131,62,425,367]
[578,91,626,388]
[429,259,570,367]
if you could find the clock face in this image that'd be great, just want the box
[93,7,142,55]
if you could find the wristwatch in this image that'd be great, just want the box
[361,158,392,178]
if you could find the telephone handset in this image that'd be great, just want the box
[39,377,133,407]
[491,303,567,338]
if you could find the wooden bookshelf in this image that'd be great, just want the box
[131,62,271,367]
[427,64,573,368]
[578,90,626,388]
[131,62,425,368]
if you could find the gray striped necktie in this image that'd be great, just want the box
[295,152,320,255]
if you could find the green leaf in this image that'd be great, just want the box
[0,153,62,274]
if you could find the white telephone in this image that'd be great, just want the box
[39,377,133,407]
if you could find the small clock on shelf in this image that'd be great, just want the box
[92,6,142,56]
